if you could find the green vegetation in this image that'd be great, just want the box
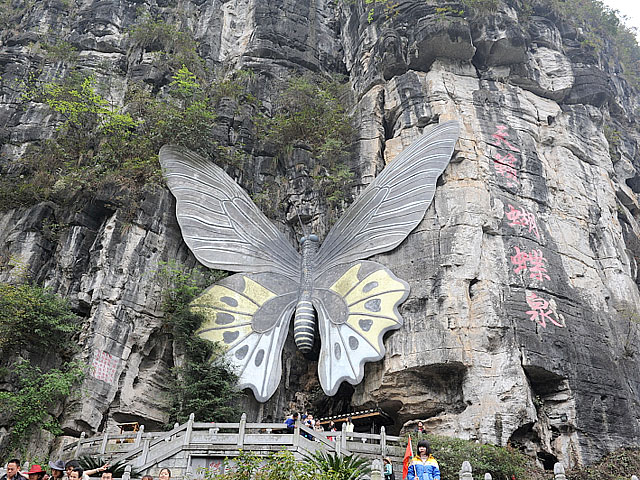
[129,12,203,75]
[406,433,536,480]
[0,282,85,456]
[260,74,355,222]
[1,64,255,212]
[538,0,640,87]
[156,262,241,425]
[567,448,640,480]
[201,449,371,480]
[0,283,79,352]
[303,451,373,480]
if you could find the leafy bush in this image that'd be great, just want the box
[0,359,85,455]
[79,456,142,478]
[1,65,256,212]
[304,451,372,480]
[404,433,536,480]
[156,262,241,425]
[567,448,640,480]
[0,283,80,354]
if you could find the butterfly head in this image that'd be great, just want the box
[299,234,319,245]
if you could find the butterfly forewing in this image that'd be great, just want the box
[314,121,460,276]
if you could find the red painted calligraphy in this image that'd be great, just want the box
[91,351,118,384]
[525,291,564,328]
[510,247,550,281]
[491,125,520,152]
[493,152,519,186]
[506,204,540,239]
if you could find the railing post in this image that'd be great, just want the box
[74,432,86,459]
[371,459,383,480]
[459,461,473,480]
[237,413,247,448]
[135,424,145,447]
[184,413,195,447]
[292,419,300,448]
[380,426,386,456]
[122,465,131,480]
[631,475,638,480]
[340,421,347,452]
[554,463,566,480]
[99,428,110,455]
[485,474,492,480]
[140,436,151,467]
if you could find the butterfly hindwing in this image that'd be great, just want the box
[313,261,409,395]
[192,272,297,402]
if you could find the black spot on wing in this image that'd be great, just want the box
[359,319,373,331]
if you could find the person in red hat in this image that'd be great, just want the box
[27,465,45,480]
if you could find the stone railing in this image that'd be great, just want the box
[60,413,405,475]
[458,461,639,480]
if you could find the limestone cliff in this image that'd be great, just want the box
[1,0,639,468]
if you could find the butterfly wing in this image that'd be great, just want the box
[314,121,459,274]
[192,272,298,402]
[312,261,409,395]
[159,145,301,280]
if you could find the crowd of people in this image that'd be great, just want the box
[283,412,354,440]
[0,460,173,480]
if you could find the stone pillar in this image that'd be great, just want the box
[554,463,566,480]
[135,424,145,448]
[340,422,347,452]
[459,461,473,480]
[184,413,195,447]
[74,432,86,459]
[380,426,386,456]
[485,474,492,480]
[122,466,131,480]
[237,412,247,448]
[631,476,638,480]
[371,459,383,480]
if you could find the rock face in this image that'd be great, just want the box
[1,0,639,468]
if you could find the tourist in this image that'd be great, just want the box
[48,461,64,480]
[345,416,354,439]
[285,412,298,431]
[1,459,26,480]
[64,461,109,480]
[407,439,440,480]
[384,458,395,480]
[100,471,112,480]
[68,468,83,480]
[141,476,153,480]
[414,421,425,434]
[327,420,337,441]
[27,466,45,480]
[158,468,171,480]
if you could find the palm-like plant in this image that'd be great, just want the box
[78,456,142,478]
[303,451,372,480]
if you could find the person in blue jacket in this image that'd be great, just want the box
[407,440,440,480]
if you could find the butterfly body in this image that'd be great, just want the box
[294,234,319,353]
[160,120,460,402]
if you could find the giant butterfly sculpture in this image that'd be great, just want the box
[159,120,459,402]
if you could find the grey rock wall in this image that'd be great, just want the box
[0,0,639,467]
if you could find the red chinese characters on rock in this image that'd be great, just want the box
[506,204,540,239]
[491,125,520,152]
[91,351,118,384]
[494,152,519,187]
[525,291,565,328]
[511,247,551,281]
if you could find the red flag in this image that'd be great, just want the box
[402,435,414,480]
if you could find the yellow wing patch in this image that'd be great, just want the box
[193,276,277,348]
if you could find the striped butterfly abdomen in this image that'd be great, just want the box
[294,235,319,353]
